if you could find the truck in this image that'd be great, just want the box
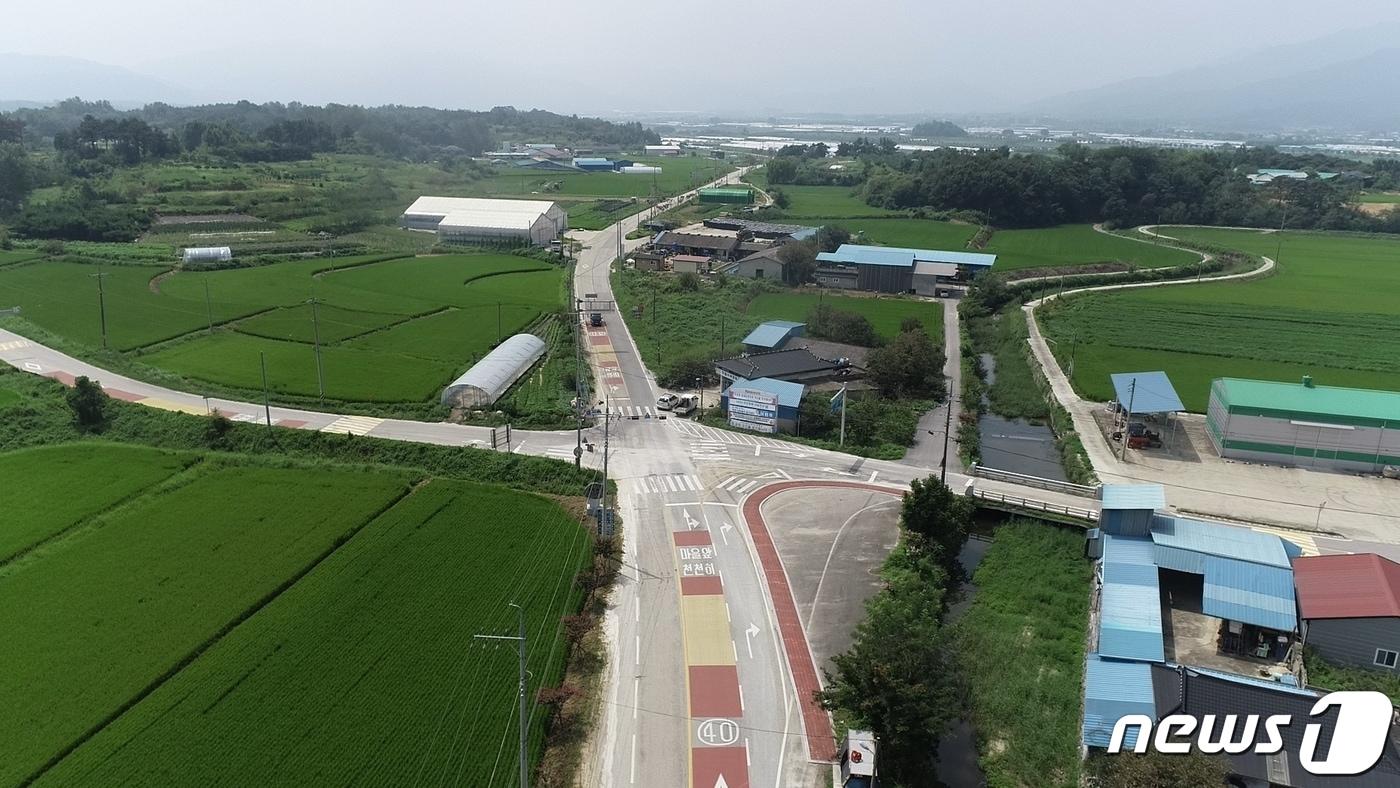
[673,394,698,416]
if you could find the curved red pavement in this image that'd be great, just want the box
[741,480,904,763]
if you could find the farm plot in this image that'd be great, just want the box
[1039,228,1400,410]
[0,443,193,562]
[748,292,944,344]
[472,157,728,200]
[843,217,979,250]
[983,224,1197,272]
[233,302,411,344]
[0,250,43,267]
[41,479,590,787]
[770,185,898,218]
[0,462,410,787]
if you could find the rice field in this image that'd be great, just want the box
[1039,228,1400,410]
[747,292,944,343]
[843,217,980,250]
[1,462,412,786]
[983,224,1198,272]
[0,444,192,562]
[472,157,726,200]
[770,185,899,218]
[39,478,590,787]
[0,253,566,403]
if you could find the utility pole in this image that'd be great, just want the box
[574,301,584,469]
[1275,196,1289,266]
[941,382,954,483]
[474,603,529,788]
[696,376,703,413]
[204,276,215,335]
[1119,377,1137,462]
[307,297,325,400]
[497,302,503,343]
[839,386,847,447]
[91,268,109,349]
[601,394,611,536]
[259,351,272,432]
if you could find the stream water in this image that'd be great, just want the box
[934,536,993,787]
[977,353,1069,482]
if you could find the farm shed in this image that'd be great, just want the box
[181,246,232,266]
[698,188,755,205]
[572,157,617,171]
[669,255,711,275]
[1206,377,1400,473]
[741,320,805,351]
[652,231,740,261]
[401,197,567,246]
[719,246,786,281]
[1294,553,1400,673]
[440,333,547,408]
[1110,370,1185,449]
[815,244,996,294]
[645,144,681,156]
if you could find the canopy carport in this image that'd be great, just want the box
[1110,371,1185,453]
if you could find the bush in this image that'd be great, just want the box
[657,355,714,389]
[65,375,107,431]
[807,303,879,347]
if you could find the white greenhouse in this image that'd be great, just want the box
[181,246,233,265]
[441,333,548,408]
[401,196,568,246]
[620,165,662,175]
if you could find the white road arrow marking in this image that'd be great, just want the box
[719,522,734,545]
[715,777,729,788]
[744,622,760,658]
[756,471,783,479]
[822,467,858,477]
[682,509,701,530]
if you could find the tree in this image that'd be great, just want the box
[814,224,850,253]
[0,143,36,215]
[675,271,700,291]
[865,328,946,399]
[1094,750,1231,788]
[766,156,798,185]
[807,304,879,346]
[899,316,924,334]
[777,240,817,285]
[899,476,971,567]
[66,376,108,431]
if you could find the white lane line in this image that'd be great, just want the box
[632,677,639,720]
[737,480,759,494]
[717,475,738,489]
[635,597,640,622]
[630,732,637,783]
[868,470,879,483]
[512,441,527,454]
[738,685,745,713]
[754,445,761,457]
[634,634,640,666]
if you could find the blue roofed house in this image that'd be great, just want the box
[814,244,996,294]
[741,320,805,351]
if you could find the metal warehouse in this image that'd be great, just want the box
[814,244,996,294]
[440,333,547,408]
[401,197,568,246]
[1207,377,1400,473]
[697,188,754,205]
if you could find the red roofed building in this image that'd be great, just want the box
[1295,553,1400,672]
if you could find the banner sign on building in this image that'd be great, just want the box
[728,386,779,434]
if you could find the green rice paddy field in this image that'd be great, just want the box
[2,444,590,786]
[0,253,566,403]
[748,292,944,343]
[1039,228,1400,410]
[983,224,1197,272]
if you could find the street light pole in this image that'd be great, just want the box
[307,297,325,401]
[259,351,272,432]
[574,300,584,469]
[474,603,529,788]
[91,268,109,349]
[941,382,954,484]
[1119,378,1137,462]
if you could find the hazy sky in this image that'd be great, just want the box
[4,0,1400,115]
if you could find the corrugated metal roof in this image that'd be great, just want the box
[1110,371,1184,414]
[1100,483,1165,511]
[404,197,561,231]
[1150,514,1292,568]
[817,243,996,268]
[1083,655,1156,749]
[733,377,805,408]
[1294,553,1400,620]
[742,320,805,349]
[1099,534,1165,662]
[1213,377,1400,426]
[1201,558,1297,631]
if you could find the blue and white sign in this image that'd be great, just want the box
[728,386,779,434]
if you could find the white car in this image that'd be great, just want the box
[656,394,679,410]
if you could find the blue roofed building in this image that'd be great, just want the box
[814,243,996,294]
[1098,533,1165,662]
[741,320,805,351]
[1083,655,1156,749]
[720,377,805,434]
[572,157,617,171]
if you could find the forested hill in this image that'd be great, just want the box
[4,99,659,159]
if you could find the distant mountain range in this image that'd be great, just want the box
[0,53,193,107]
[1021,25,1400,133]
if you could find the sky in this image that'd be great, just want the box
[4,0,1400,116]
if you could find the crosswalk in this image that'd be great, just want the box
[671,419,792,449]
[690,440,731,463]
[606,405,660,419]
[1250,525,1320,557]
[0,339,32,352]
[319,415,385,436]
[713,474,787,496]
[634,474,704,495]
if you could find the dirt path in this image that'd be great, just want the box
[148,269,177,295]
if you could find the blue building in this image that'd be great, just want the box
[741,320,805,351]
[720,377,805,434]
[572,157,617,171]
[815,243,996,294]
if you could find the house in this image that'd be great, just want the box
[1294,553,1400,672]
[815,244,996,294]
[721,377,804,434]
[714,347,861,389]
[630,250,666,272]
[652,231,741,261]
[719,246,786,280]
[670,255,711,275]
[741,320,805,351]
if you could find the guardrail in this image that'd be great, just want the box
[969,463,1101,499]
[970,488,1100,524]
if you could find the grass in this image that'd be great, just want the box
[843,217,980,250]
[983,224,1198,272]
[0,253,567,405]
[0,250,43,266]
[1356,191,1400,204]
[1039,228,1400,411]
[0,443,193,562]
[955,522,1091,788]
[769,185,898,218]
[0,461,412,786]
[41,477,590,786]
[747,292,944,343]
[1303,648,1400,704]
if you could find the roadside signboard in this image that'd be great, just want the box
[728,386,779,434]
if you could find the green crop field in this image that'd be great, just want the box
[41,478,590,787]
[844,217,979,250]
[0,250,43,267]
[0,444,192,562]
[748,292,944,343]
[983,224,1198,272]
[1356,191,1400,204]
[1,463,411,786]
[472,157,727,201]
[771,185,898,218]
[1039,228,1400,410]
[0,253,566,403]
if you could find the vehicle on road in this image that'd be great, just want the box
[589,312,604,327]
[657,393,679,410]
[673,394,698,416]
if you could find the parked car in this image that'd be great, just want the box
[657,394,679,410]
[673,394,698,416]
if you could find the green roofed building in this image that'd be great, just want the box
[698,187,754,205]
[1206,377,1400,473]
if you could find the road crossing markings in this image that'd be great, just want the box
[319,415,384,436]
[0,339,32,352]
[636,474,703,495]
[1250,525,1320,556]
